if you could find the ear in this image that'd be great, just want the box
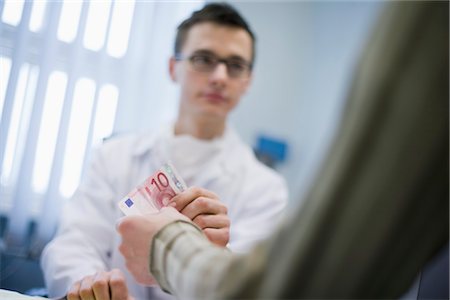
[169,56,177,82]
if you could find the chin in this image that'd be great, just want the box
[199,107,229,120]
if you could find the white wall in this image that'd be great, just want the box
[229,1,383,208]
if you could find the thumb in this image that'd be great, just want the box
[115,216,126,231]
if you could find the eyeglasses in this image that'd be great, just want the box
[175,53,252,79]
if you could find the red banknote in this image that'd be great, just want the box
[118,162,187,216]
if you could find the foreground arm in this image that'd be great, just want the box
[117,208,237,299]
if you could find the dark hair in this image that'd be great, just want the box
[175,2,256,66]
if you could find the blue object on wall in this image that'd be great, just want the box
[254,135,288,168]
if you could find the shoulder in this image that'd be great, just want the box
[95,131,156,159]
[81,132,158,190]
[85,131,157,180]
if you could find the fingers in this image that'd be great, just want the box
[203,227,230,247]
[193,214,230,247]
[67,281,82,300]
[92,272,110,300]
[110,269,128,300]
[169,186,230,247]
[79,275,96,300]
[170,187,219,212]
[181,197,226,220]
[66,270,128,300]
[192,214,230,229]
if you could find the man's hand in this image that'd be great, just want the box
[117,207,189,286]
[67,269,132,300]
[169,187,230,247]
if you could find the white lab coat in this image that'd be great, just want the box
[41,124,288,299]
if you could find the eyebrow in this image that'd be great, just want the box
[192,49,248,62]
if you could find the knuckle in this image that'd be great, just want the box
[191,186,202,195]
[117,219,129,234]
[79,287,92,297]
[195,215,206,228]
[92,278,107,289]
[110,276,125,289]
[196,197,209,209]
[212,192,220,200]
[67,291,78,300]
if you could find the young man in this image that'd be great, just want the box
[41,3,288,300]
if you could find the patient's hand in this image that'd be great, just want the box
[117,207,189,286]
[67,269,133,300]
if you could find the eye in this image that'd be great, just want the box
[228,61,246,73]
[191,55,215,66]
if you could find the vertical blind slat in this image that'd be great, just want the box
[79,1,119,180]
[0,1,32,184]
[113,1,155,134]
[0,1,4,24]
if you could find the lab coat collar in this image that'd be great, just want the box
[131,122,234,157]
[130,122,244,184]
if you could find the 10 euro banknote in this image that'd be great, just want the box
[118,162,187,216]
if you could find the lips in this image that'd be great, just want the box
[203,92,226,103]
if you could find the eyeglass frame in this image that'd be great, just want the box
[174,51,253,79]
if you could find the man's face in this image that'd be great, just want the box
[170,22,253,121]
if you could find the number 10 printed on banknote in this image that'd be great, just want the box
[118,162,187,216]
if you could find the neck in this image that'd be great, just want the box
[174,115,225,140]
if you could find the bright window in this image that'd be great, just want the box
[32,71,67,194]
[107,0,135,58]
[59,78,96,198]
[92,84,119,146]
[29,0,47,32]
[1,64,38,186]
[2,0,25,26]
[83,1,112,51]
[57,0,83,43]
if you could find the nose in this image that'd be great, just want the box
[209,62,229,86]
